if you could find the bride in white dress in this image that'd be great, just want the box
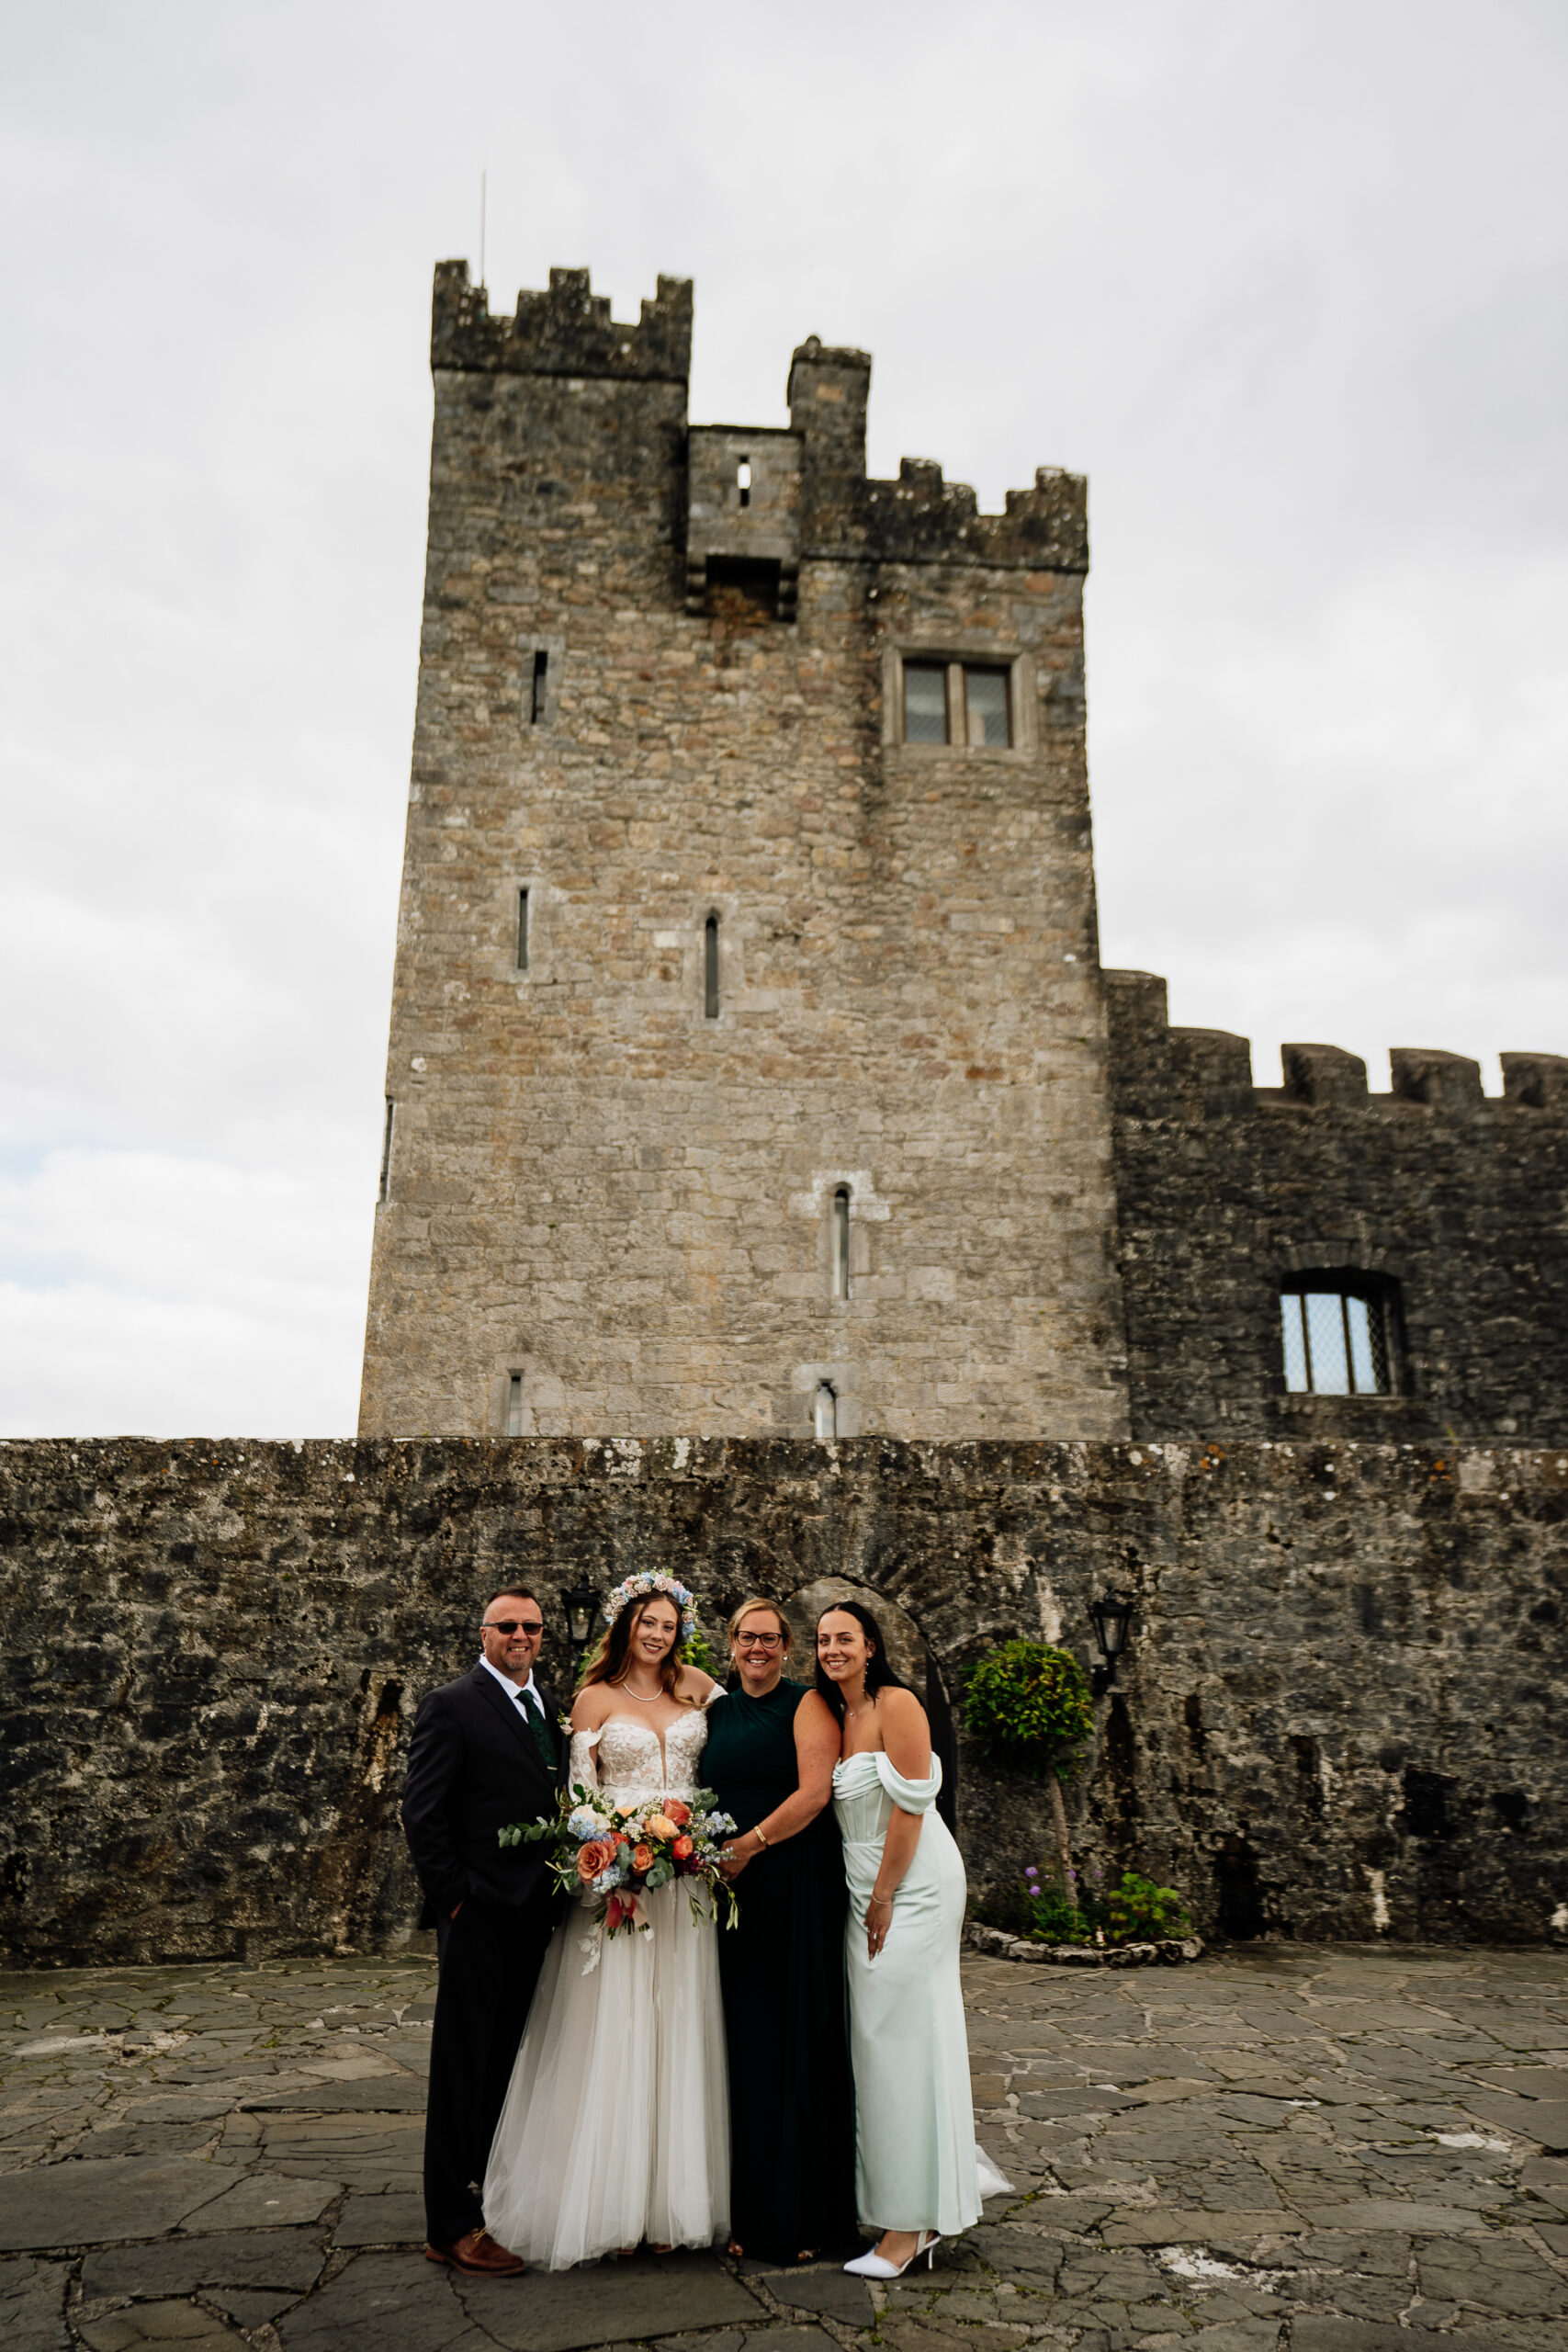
[483,1577,729,2268]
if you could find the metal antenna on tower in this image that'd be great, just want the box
[479,168,487,292]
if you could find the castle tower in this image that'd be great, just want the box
[359,264,1129,1440]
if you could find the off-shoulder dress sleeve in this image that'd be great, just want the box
[874,1751,942,1813]
[569,1724,602,1788]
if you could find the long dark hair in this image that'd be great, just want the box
[813,1600,909,1724]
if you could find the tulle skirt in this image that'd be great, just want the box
[482,1879,730,2268]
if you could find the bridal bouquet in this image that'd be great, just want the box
[500,1785,739,1956]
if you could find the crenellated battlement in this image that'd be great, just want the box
[429,266,1086,569]
[863,459,1088,571]
[1104,969,1568,1121]
[431,259,693,382]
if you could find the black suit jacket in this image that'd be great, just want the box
[401,1663,569,1930]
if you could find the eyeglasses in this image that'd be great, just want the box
[735,1633,783,1651]
[485,1619,545,1637]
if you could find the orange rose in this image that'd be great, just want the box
[663,1800,691,1826]
[616,1802,638,1817]
[672,1836,694,1860]
[576,1838,615,1884]
[647,1814,678,1840]
[631,1842,654,1874]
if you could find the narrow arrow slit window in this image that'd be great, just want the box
[705,913,720,1018]
[832,1186,852,1299]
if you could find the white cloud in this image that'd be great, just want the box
[0,1151,368,1437]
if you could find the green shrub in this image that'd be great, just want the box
[1021,1879,1090,1943]
[972,1860,1093,1945]
[973,1859,1192,1947]
[1103,1870,1191,1941]
[680,1623,721,1679]
[961,1641,1094,1781]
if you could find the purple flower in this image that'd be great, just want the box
[1025,1866,1039,1878]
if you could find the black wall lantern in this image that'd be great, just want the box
[563,1580,599,1655]
[1089,1590,1135,1694]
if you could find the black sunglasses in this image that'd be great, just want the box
[484,1617,545,1636]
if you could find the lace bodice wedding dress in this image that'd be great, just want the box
[483,1701,729,2267]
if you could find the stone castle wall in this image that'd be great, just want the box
[3,1435,1563,1969]
[1107,970,1568,1443]
[359,265,1127,1444]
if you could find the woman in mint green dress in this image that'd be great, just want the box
[817,1601,999,2279]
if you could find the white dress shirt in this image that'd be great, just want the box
[479,1652,547,1728]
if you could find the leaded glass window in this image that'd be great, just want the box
[1280,1275,1397,1395]
[903,663,949,742]
[964,666,1010,746]
[899,658,1015,748]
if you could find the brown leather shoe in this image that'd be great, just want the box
[425,2228,525,2276]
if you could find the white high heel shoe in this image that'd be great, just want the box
[842,2231,941,2279]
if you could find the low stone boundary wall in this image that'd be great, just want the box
[0,1434,1563,1966]
[966,1924,1205,1966]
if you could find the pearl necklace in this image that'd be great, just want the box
[623,1680,665,1703]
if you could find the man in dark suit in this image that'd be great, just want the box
[402,1585,567,2276]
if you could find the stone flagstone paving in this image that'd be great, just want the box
[2,1946,1566,2349]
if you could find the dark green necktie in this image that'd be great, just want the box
[524,1690,558,1771]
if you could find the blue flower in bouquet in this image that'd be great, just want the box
[566,1806,601,1840]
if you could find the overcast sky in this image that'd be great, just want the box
[2,0,1563,1438]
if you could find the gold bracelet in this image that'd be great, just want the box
[752,1824,769,1849]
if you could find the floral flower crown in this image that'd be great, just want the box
[602,1570,700,1643]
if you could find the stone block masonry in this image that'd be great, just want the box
[360,264,1127,1442]
[2,1436,1563,1969]
[1107,971,1568,1443]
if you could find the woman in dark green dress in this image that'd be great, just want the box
[707,1596,858,2265]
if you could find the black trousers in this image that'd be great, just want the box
[423,1901,555,2248]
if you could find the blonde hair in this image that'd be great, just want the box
[726,1595,793,1653]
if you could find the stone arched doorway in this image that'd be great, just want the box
[785,1577,958,1833]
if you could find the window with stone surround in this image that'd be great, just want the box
[898,658,1013,749]
[1280,1272,1401,1396]
[814,1382,838,1440]
[506,1374,524,1436]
